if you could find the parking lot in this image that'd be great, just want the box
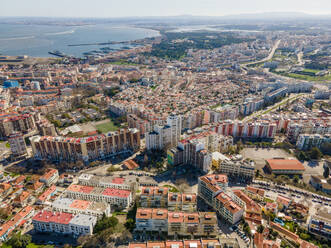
[252,180,331,216]
[241,148,292,171]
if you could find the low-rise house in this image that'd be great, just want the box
[40,168,59,186]
[276,195,292,210]
[310,175,331,194]
[13,191,30,207]
[0,206,34,242]
[37,185,57,204]
[0,183,13,198]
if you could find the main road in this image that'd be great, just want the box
[243,93,306,122]
[244,39,281,67]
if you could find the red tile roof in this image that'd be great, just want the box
[266,159,305,171]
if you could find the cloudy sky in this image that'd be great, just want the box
[1,0,331,17]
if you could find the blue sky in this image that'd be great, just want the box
[1,0,331,17]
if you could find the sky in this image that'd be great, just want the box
[1,0,331,18]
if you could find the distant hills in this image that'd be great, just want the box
[0,12,331,25]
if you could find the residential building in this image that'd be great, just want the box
[0,206,34,242]
[8,132,27,157]
[30,128,140,162]
[32,211,97,237]
[65,184,132,209]
[52,198,111,218]
[217,159,255,182]
[140,187,168,208]
[308,209,331,240]
[39,168,59,186]
[146,115,182,151]
[128,238,240,248]
[78,173,132,190]
[198,174,243,224]
[135,208,217,238]
[296,134,331,150]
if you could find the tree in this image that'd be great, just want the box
[6,233,32,248]
[93,214,119,234]
[124,218,135,232]
[309,147,322,160]
[323,166,330,179]
[293,175,300,184]
[257,225,264,234]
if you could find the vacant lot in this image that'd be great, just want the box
[241,148,292,170]
[95,119,119,133]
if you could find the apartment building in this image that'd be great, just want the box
[7,132,27,157]
[52,198,111,218]
[128,238,241,248]
[39,168,59,186]
[168,193,197,212]
[65,184,132,209]
[30,128,140,162]
[296,134,331,150]
[198,174,243,224]
[287,121,331,143]
[140,186,197,211]
[146,115,182,151]
[127,114,153,137]
[218,160,255,182]
[212,120,276,140]
[78,173,132,190]
[167,132,227,173]
[135,208,217,238]
[140,187,168,208]
[0,112,38,139]
[32,211,97,237]
[308,209,331,240]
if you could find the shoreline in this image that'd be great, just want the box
[0,23,161,59]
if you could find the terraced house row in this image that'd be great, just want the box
[30,128,140,162]
[140,186,197,212]
[135,208,217,238]
[65,184,132,209]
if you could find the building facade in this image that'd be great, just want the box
[30,128,140,162]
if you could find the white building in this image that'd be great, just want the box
[8,132,27,157]
[32,211,97,237]
[146,115,182,150]
[52,198,111,218]
[65,184,132,209]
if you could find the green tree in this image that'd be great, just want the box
[124,218,135,231]
[309,147,322,160]
[93,214,119,234]
[293,175,300,184]
[257,225,264,233]
[6,233,32,248]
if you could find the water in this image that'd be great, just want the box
[0,23,160,57]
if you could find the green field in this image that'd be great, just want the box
[96,120,119,133]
